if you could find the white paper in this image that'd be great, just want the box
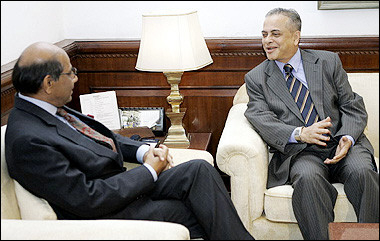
[139,110,160,128]
[79,91,121,130]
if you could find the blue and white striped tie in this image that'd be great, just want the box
[284,64,319,126]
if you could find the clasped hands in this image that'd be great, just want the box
[299,116,352,165]
[143,144,174,175]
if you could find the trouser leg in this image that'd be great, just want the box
[105,159,254,240]
[290,151,337,240]
[331,145,379,223]
[115,197,207,239]
[153,159,254,240]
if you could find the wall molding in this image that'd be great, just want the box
[72,50,379,59]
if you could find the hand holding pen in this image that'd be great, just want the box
[153,141,174,169]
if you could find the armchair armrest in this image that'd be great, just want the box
[124,148,214,171]
[169,148,214,166]
[1,219,190,240]
[216,103,269,229]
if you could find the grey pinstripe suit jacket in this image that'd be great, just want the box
[244,49,375,188]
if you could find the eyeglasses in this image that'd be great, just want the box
[60,67,77,78]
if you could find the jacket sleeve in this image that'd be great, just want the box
[113,132,147,164]
[7,134,155,219]
[244,71,297,154]
[330,53,368,141]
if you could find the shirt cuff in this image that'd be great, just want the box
[288,129,355,147]
[344,135,355,147]
[136,144,150,164]
[136,144,158,182]
[143,163,158,182]
[289,128,298,143]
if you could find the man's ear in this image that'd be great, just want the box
[42,75,54,94]
[294,30,301,46]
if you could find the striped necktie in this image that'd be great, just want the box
[284,64,319,126]
[57,108,117,152]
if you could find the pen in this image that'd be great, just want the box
[154,140,161,148]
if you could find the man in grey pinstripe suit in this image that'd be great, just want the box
[244,8,379,240]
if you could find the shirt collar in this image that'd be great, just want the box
[18,93,58,116]
[275,48,302,73]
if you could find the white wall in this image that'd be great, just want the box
[2,1,379,65]
[1,1,65,65]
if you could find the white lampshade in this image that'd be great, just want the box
[136,10,213,72]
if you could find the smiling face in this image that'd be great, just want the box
[261,14,300,63]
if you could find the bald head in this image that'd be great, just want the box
[12,42,70,95]
[18,42,65,67]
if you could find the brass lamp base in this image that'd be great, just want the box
[164,108,190,148]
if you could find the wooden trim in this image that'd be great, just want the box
[70,37,379,72]
[91,85,240,97]
[88,84,240,104]
[71,37,378,55]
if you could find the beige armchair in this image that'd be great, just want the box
[1,124,214,240]
[216,73,379,239]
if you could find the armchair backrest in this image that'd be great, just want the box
[233,83,248,106]
[1,125,21,219]
[233,73,379,158]
[347,73,379,158]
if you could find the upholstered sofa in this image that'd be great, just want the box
[1,124,214,240]
[216,73,379,239]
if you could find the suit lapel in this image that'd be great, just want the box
[61,106,122,159]
[266,61,304,123]
[301,50,325,120]
[55,121,119,160]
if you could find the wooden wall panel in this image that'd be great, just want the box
[2,37,379,160]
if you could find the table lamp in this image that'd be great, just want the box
[135,10,213,148]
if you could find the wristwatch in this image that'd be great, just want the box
[294,126,304,142]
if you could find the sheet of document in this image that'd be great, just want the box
[139,110,160,128]
[79,91,121,130]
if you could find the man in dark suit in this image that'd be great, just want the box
[244,8,379,240]
[5,42,254,240]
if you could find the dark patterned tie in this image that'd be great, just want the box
[284,64,319,126]
[57,108,117,152]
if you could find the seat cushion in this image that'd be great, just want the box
[1,219,190,240]
[264,184,357,223]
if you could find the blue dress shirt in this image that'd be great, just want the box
[274,49,354,146]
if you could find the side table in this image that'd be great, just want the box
[329,223,379,240]
[156,133,211,151]
[114,128,211,151]
[187,133,212,151]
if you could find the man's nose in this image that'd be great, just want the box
[263,36,273,44]
[73,75,79,83]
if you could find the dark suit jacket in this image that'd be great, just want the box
[5,95,155,219]
[244,49,375,188]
